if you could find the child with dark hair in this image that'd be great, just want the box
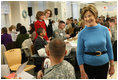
[34,28,48,54]
[34,28,48,72]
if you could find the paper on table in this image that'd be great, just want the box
[1,65,10,77]
[69,40,77,47]
[38,48,47,57]
[18,71,34,79]
[15,61,28,75]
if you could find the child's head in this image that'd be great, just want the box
[46,38,67,60]
[37,28,46,37]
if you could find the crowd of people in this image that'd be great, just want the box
[1,4,117,79]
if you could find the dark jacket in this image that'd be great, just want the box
[16,34,29,48]
[34,36,47,72]
[34,36,48,54]
[45,19,53,38]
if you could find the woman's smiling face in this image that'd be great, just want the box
[84,11,96,27]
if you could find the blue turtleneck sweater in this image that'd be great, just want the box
[76,24,114,66]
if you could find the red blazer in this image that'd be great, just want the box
[34,20,48,40]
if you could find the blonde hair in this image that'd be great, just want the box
[9,25,16,32]
[81,5,98,19]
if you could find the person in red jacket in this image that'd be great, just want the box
[35,11,48,40]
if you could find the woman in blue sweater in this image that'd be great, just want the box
[76,5,115,79]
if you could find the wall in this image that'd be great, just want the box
[9,1,29,29]
[1,1,117,29]
[19,1,29,29]
[77,2,81,19]
[10,1,21,26]
[1,1,11,28]
[66,2,72,19]
[60,1,67,21]
[72,3,79,20]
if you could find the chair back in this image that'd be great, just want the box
[22,38,33,49]
[6,41,16,50]
[5,48,21,67]
[22,38,33,57]
[1,44,7,64]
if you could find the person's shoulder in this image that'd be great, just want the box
[23,33,29,37]
[26,33,29,36]
[17,34,21,37]
[98,24,108,31]
[32,31,35,34]
[78,28,86,36]
[35,20,41,25]
[62,60,74,69]
[34,20,38,24]
[54,29,59,32]
[35,36,41,41]
[34,37,41,44]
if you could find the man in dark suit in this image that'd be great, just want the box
[34,28,48,72]
[34,28,48,54]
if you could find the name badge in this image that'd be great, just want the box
[60,33,63,36]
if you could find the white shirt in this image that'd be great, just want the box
[44,19,49,27]
[52,22,58,31]
[10,30,17,41]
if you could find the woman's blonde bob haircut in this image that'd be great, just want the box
[81,5,98,19]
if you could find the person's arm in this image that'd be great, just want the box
[16,35,20,48]
[32,32,36,41]
[79,64,88,79]
[9,34,13,42]
[106,28,115,77]
[34,39,44,53]
[37,70,43,79]
[53,30,63,40]
[76,32,88,79]
[1,35,4,44]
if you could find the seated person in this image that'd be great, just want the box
[34,28,48,55]
[37,38,75,79]
[16,26,29,48]
[53,21,70,40]
[1,27,12,47]
[34,28,48,72]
